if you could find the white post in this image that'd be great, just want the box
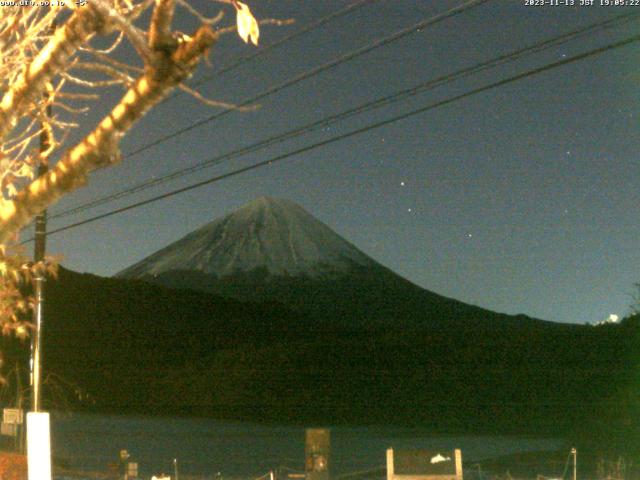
[27,412,52,480]
[386,449,394,480]
[454,449,463,480]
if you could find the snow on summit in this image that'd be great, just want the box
[118,197,378,279]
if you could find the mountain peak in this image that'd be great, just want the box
[243,196,295,208]
[226,196,309,225]
[118,197,378,279]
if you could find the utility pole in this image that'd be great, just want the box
[16,364,24,454]
[31,14,57,415]
[27,23,55,480]
[30,95,51,413]
[572,448,577,480]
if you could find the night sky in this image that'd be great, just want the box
[31,0,639,324]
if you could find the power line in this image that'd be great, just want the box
[46,0,492,220]
[49,10,640,221]
[123,0,492,159]
[192,0,380,87]
[162,0,380,104]
[24,32,639,242]
[17,2,381,232]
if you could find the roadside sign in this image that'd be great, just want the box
[1,422,18,437]
[127,462,138,477]
[2,408,23,425]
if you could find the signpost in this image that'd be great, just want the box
[305,429,330,480]
[1,408,23,438]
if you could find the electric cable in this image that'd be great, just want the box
[49,10,640,221]
[123,0,492,160]
[21,32,639,243]
[191,0,380,88]
[21,0,490,233]
[159,0,380,106]
[560,449,574,480]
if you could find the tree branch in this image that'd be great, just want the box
[0,6,105,142]
[0,25,218,244]
[149,0,176,52]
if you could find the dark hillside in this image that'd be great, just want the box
[0,267,628,458]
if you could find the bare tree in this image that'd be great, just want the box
[0,0,259,339]
[630,282,640,316]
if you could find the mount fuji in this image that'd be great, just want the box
[117,196,522,327]
[23,197,634,443]
[118,196,377,279]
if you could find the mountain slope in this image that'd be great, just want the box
[118,197,377,279]
[31,267,637,452]
[8,196,633,452]
[117,197,552,329]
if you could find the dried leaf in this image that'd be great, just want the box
[5,182,17,198]
[15,324,28,340]
[235,1,259,46]
[15,163,34,180]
